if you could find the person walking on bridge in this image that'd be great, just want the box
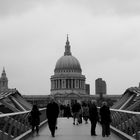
[100,101,111,137]
[82,102,89,124]
[71,100,81,125]
[30,105,41,136]
[46,97,59,137]
[89,100,99,136]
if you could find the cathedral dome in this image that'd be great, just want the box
[51,36,86,95]
[54,36,81,73]
[55,55,81,72]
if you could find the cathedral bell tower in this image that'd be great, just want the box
[0,68,8,91]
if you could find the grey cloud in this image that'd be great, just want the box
[0,0,54,17]
[109,0,140,16]
[67,0,140,16]
[1,0,140,18]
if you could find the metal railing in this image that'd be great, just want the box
[0,107,140,140]
[0,108,47,140]
[110,109,140,140]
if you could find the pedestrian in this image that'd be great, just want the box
[78,103,82,124]
[100,101,112,137]
[46,97,59,137]
[30,105,41,136]
[71,100,81,125]
[89,100,99,136]
[64,104,72,118]
[82,103,89,124]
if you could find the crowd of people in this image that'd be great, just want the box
[29,98,112,138]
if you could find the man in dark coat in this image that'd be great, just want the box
[100,101,111,137]
[89,100,99,136]
[46,97,59,137]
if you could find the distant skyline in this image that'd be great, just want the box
[0,0,140,95]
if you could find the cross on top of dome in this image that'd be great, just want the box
[64,34,72,56]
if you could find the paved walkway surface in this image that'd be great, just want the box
[27,118,122,140]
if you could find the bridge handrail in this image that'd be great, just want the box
[98,107,140,114]
[0,107,46,118]
[110,108,140,115]
[97,107,140,139]
[1,107,140,140]
[0,108,47,140]
[110,109,140,140]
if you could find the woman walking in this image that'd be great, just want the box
[82,103,89,124]
[30,105,41,136]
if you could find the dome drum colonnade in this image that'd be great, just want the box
[51,77,85,90]
[50,36,86,95]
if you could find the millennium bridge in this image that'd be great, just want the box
[0,87,140,140]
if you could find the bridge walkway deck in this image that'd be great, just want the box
[26,118,122,140]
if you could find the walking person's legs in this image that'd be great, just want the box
[36,125,39,135]
[90,122,94,135]
[102,124,106,137]
[90,121,96,136]
[51,125,56,137]
[73,113,76,125]
[55,118,58,129]
[48,121,54,137]
[32,125,34,133]
[85,116,88,123]
[76,112,80,125]
[31,125,35,136]
[48,118,57,137]
[91,121,97,135]
[105,123,110,136]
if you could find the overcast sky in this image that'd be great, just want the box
[0,0,140,95]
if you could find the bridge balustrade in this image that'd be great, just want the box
[0,108,47,140]
[110,108,140,140]
[0,107,140,140]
